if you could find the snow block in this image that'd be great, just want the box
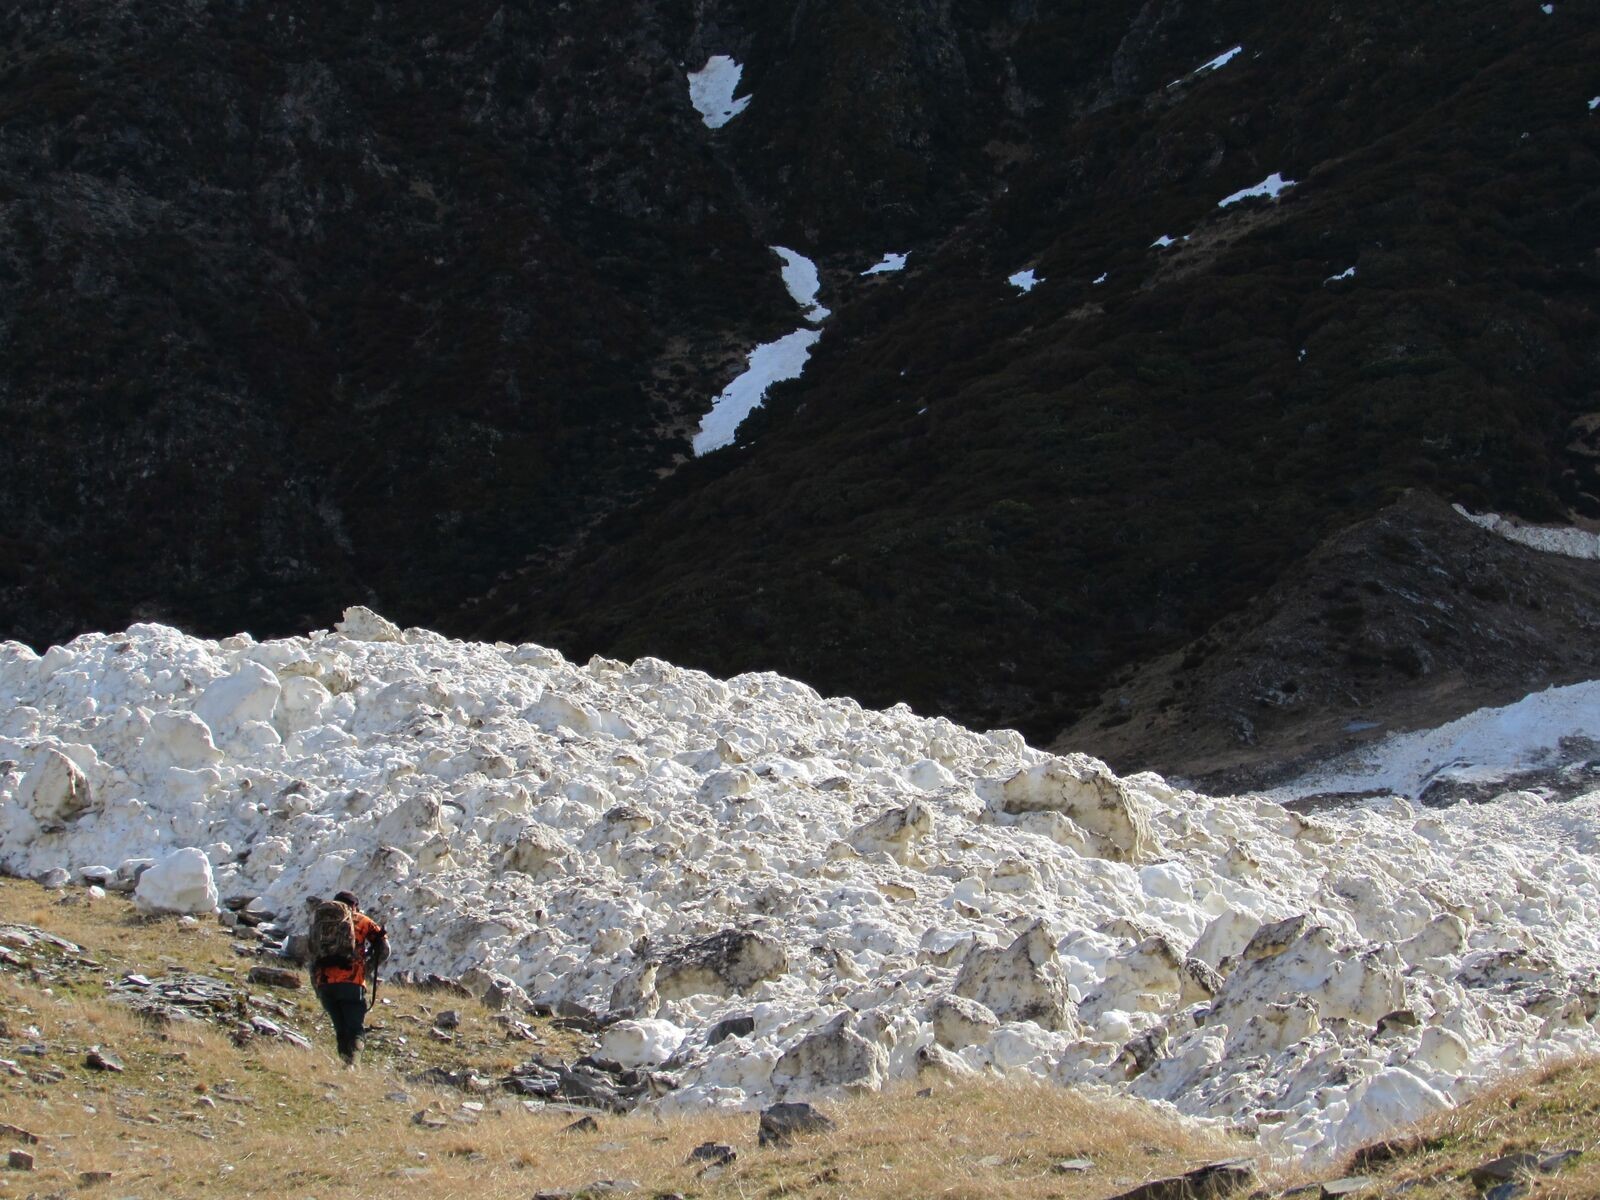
[133,847,218,915]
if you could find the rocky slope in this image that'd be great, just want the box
[5,0,1600,781]
[1057,493,1600,794]
[4,613,1599,1164]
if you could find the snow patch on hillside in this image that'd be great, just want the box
[3,616,1600,1162]
[688,56,751,129]
[1171,45,1242,86]
[692,329,821,454]
[771,247,830,323]
[1219,173,1296,207]
[1269,680,1600,803]
[862,252,908,276]
[1455,504,1600,560]
[1008,269,1043,293]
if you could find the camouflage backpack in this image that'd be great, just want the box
[308,899,359,968]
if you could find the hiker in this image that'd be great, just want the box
[308,890,389,1065]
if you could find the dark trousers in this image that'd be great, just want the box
[316,982,367,1062]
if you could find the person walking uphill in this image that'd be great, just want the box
[308,891,388,1065]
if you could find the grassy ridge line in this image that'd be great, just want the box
[0,878,1596,1199]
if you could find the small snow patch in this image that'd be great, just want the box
[1590,96,1599,111]
[1169,44,1242,87]
[1093,272,1108,285]
[1541,3,1554,13]
[1008,269,1043,294]
[1200,45,1243,72]
[1455,503,1600,560]
[1325,266,1356,284]
[688,56,751,129]
[1218,172,1296,207]
[771,246,830,322]
[1151,235,1178,249]
[693,329,822,455]
[862,252,909,276]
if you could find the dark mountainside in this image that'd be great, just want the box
[5,0,1600,782]
[0,0,792,642]
[478,0,1600,756]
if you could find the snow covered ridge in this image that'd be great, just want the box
[3,611,1600,1163]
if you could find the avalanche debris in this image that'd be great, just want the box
[2,613,1599,1162]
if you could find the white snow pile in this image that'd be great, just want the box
[4,613,1600,1163]
[1455,503,1600,560]
[687,56,751,129]
[1325,266,1357,284]
[862,252,908,276]
[1008,269,1043,293]
[1590,96,1599,112]
[770,246,830,323]
[1151,234,1180,249]
[692,329,821,455]
[1218,172,1296,207]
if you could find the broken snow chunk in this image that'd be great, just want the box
[18,748,92,823]
[1093,272,1108,284]
[1325,266,1357,284]
[655,929,789,1000]
[133,847,218,916]
[930,994,1000,1048]
[999,754,1161,863]
[862,252,908,276]
[599,1019,686,1068]
[336,606,404,642]
[770,1011,888,1093]
[1008,268,1043,293]
[688,55,751,128]
[952,920,1080,1032]
[1151,234,1178,249]
[849,800,934,864]
[1218,172,1296,207]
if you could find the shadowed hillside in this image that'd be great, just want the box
[5,0,1599,778]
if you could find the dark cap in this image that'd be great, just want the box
[333,890,359,908]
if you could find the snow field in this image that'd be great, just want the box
[2,611,1598,1163]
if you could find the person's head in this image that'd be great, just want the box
[334,890,359,910]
